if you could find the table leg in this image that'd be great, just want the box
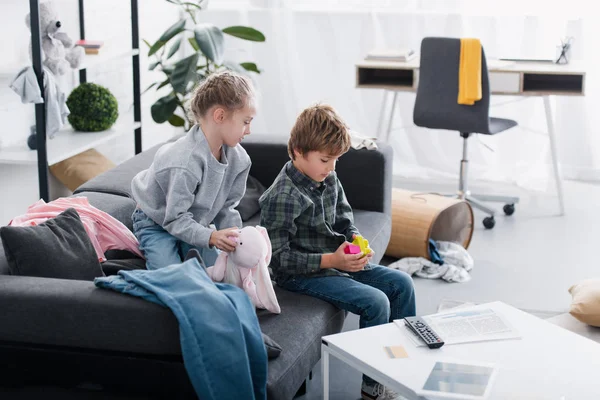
[376,90,389,139]
[543,95,566,216]
[384,91,399,142]
[322,345,330,400]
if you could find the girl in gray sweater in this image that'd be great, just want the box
[131,71,257,270]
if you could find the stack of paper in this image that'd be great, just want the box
[365,48,416,62]
[396,303,521,347]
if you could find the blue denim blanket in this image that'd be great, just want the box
[94,258,267,399]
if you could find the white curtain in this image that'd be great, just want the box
[195,0,599,192]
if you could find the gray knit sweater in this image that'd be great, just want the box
[131,125,251,248]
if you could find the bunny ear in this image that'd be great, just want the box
[255,258,281,314]
[256,225,272,266]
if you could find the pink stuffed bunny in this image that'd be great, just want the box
[206,226,281,314]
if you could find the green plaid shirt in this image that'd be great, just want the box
[259,161,359,283]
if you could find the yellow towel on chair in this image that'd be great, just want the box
[458,38,482,105]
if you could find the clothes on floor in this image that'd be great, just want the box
[388,241,474,283]
[10,66,69,139]
[94,258,268,400]
[349,130,378,150]
[428,238,444,265]
[9,196,143,262]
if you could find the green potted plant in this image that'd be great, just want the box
[145,0,265,131]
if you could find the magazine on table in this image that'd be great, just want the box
[395,303,521,347]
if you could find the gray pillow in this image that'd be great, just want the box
[262,332,282,359]
[237,175,266,221]
[0,208,104,281]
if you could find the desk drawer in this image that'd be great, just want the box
[489,72,521,94]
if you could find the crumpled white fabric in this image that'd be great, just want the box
[9,66,69,139]
[388,241,474,283]
[349,130,378,150]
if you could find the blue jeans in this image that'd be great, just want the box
[94,258,267,399]
[279,265,416,385]
[132,208,219,270]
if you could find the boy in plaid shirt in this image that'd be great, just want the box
[259,104,416,400]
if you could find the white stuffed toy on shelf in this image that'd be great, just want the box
[206,226,281,314]
[25,1,85,76]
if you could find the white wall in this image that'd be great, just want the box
[0,0,182,225]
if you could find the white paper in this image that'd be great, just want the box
[396,305,521,347]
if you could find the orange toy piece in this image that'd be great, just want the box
[352,235,372,257]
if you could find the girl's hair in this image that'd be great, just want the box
[189,70,256,122]
[288,103,351,160]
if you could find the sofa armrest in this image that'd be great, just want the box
[0,275,181,356]
[242,134,393,215]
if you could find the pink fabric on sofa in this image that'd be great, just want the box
[9,197,144,262]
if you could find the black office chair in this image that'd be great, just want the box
[413,37,519,229]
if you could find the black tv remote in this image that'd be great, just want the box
[404,316,445,349]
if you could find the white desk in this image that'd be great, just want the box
[321,301,600,399]
[355,60,587,215]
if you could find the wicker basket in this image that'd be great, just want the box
[385,189,474,259]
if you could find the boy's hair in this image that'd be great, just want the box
[288,104,351,160]
[189,70,256,122]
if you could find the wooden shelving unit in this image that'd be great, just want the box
[14,0,142,201]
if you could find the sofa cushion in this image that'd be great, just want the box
[569,279,600,327]
[73,142,164,197]
[238,175,266,221]
[0,208,104,281]
[49,149,116,192]
[258,285,345,400]
[262,332,283,359]
[0,244,9,276]
[73,191,138,232]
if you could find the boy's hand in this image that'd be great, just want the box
[332,242,369,272]
[209,227,240,253]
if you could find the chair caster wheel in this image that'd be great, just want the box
[503,204,515,216]
[483,216,495,229]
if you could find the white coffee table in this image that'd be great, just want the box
[321,301,600,399]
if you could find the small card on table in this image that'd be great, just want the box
[384,345,408,359]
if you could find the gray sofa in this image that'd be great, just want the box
[0,134,393,399]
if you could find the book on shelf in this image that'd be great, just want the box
[365,48,416,62]
[76,40,104,49]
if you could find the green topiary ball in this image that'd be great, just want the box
[66,83,119,132]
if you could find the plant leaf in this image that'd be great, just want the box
[149,19,186,56]
[149,61,160,71]
[151,94,179,124]
[167,38,182,59]
[157,78,171,90]
[170,53,200,94]
[142,82,158,95]
[181,1,203,10]
[142,39,152,49]
[222,26,265,42]
[194,23,225,64]
[160,19,186,42]
[168,114,186,127]
[240,62,261,73]
[188,37,200,51]
[165,0,181,4]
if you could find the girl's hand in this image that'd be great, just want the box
[209,227,240,252]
